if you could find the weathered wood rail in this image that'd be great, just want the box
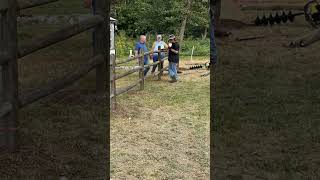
[110,47,168,109]
[0,0,110,151]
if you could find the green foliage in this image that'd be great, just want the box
[115,32,209,58]
[115,30,135,58]
[112,0,208,38]
[180,38,210,56]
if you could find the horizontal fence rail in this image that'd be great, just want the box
[17,0,59,10]
[112,50,167,102]
[115,79,142,97]
[1,0,109,151]
[115,49,167,65]
[155,65,169,76]
[19,54,104,107]
[18,15,103,58]
[114,54,166,80]
[115,66,142,80]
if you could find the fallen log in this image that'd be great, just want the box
[240,4,304,11]
[236,35,265,41]
[289,29,320,48]
[218,19,252,29]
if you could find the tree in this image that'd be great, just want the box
[111,0,208,39]
[179,0,192,45]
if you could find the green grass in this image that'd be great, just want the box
[111,57,210,179]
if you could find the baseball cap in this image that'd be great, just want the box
[157,34,162,38]
[169,34,175,40]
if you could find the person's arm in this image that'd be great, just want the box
[170,44,179,54]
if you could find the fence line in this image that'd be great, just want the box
[0,0,109,151]
[110,47,167,108]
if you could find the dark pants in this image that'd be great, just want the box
[151,54,165,73]
[144,59,150,77]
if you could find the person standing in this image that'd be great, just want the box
[135,35,151,77]
[150,35,168,77]
[167,34,180,83]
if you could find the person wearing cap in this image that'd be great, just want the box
[134,35,151,77]
[168,34,180,82]
[150,35,168,77]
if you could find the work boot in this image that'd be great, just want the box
[169,77,177,83]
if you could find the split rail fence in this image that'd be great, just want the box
[110,47,168,109]
[0,0,109,151]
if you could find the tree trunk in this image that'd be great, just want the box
[202,28,208,40]
[179,0,192,45]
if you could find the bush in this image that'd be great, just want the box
[115,30,135,58]
[180,38,210,57]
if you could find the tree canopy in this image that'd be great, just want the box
[111,0,209,39]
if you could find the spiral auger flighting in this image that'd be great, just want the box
[189,61,211,70]
[190,65,203,70]
[254,11,304,26]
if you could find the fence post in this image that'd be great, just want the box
[157,46,162,80]
[94,0,108,95]
[110,54,116,109]
[139,49,144,90]
[0,0,19,151]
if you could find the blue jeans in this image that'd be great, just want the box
[168,62,178,80]
[144,60,150,76]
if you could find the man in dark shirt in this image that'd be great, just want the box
[168,34,180,83]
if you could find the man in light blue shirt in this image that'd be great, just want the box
[135,35,150,77]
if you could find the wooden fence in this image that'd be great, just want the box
[110,46,168,109]
[0,0,109,151]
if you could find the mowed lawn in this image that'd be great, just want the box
[213,20,320,179]
[111,57,210,179]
